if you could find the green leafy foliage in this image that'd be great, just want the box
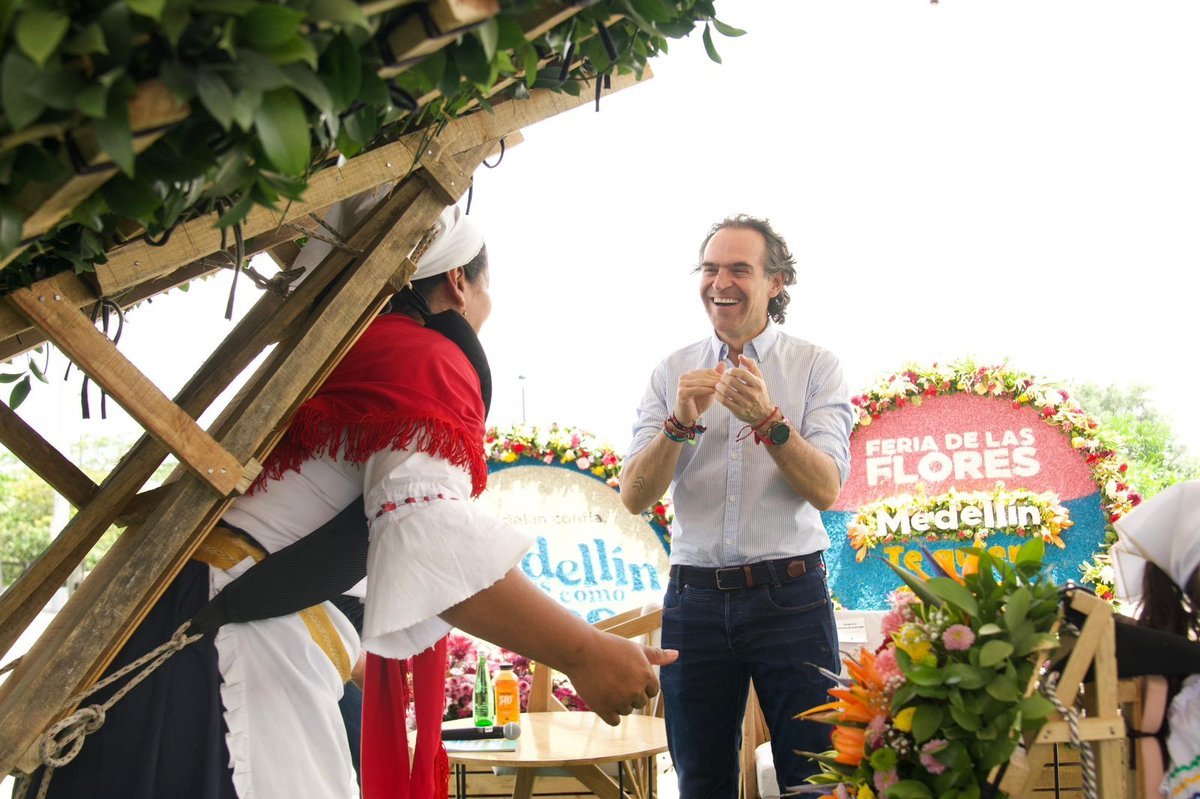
[0,0,740,295]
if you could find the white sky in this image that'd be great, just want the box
[11,0,1200,466]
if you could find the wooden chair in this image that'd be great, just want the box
[518,603,666,798]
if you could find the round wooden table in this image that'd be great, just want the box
[442,711,668,798]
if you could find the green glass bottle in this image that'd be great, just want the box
[473,654,494,727]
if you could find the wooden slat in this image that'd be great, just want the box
[0,146,491,774]
[96,73,637,295]
[7,274,255,495]
[0,401,98,509]
[0,82,190,271]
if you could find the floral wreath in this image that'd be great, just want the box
[483,423,673,551]
[850,359,1140,599]
[848,485,1073,562]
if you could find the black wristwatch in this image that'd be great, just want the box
[764,419,791,446]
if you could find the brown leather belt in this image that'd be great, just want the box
[670,552,823,590]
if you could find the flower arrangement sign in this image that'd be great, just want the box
[800,538,1061,799]
[476,424,671,624]
[821,361,1138,609]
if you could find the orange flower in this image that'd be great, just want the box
[832,725,866,765]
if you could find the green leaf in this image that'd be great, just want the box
[231,88,262,131]
[1004,587,1031,629]
[944,662,988,690]
[319,33,362,109]
[64,22,108,56]
[28,358,46,383]
[95,99,134,176]
[978,639,1014,668]
[985,674,1021,702]
[255,87,309,175]
[925,577,980,617]
[196,70,235,129]
[520,41,538,88]
[453,35,490,86]
[308,0,368,30]
[906,665,945,687]
[474,18,499,64]
[161,0,191,45]
[948,703,980,732]
[16,9,69,66]
[701,24,721,64]
[1015,536,1045,567]
[283,63,333,115]
[2,52,45,129]
[0,202,23,256]
[9,375,31,408]
[259,36,317,67]
[127,0,166,20]
[887,779,934,799]
[196,0,256,14]
[891,682,918,711]
[711,17,746,37]
[102,175,161,218]
[627,0,673,24]
[75,83,109,118]
[237,3,304,47]
[977,623,1003,636]
[0,372,23,383]
[1019,694,1055,720]
[496,14,525,49]
[1014,631,1058,657]
[912,703,944,744]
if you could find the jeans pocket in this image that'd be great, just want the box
[763,575,829,613]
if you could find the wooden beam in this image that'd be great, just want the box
[0,402,97,509]
[379,0,499,78]
[7,275,258,495]
[96,73,638,295]
[0,149,491,773]
[0,82,190,272]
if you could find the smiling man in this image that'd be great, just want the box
[620,214,855,797]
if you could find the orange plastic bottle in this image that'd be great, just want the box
[493,663,521,726]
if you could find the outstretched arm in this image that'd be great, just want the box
[439,568,677,724]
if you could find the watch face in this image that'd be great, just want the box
[769,422,790,445]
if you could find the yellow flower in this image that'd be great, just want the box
[1016,393,1030,403]
[1071,436,1086,449]
[592,466,606,477]
[859,784,877,799]
[502,451,519,463]
[892,706,917,732]
[894,623,932,662]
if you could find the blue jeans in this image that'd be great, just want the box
[660,563,838,798]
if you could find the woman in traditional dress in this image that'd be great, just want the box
[31,200,673,799]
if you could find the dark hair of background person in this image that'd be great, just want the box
[388,245,488,316]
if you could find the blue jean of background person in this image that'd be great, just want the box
[660,563,838,798]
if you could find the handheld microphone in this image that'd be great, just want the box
[441,722,522,741]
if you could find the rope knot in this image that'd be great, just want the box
[39,705,106,768]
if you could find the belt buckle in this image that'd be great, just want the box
[714,567,741,590]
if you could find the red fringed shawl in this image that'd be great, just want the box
[259,313,487,799]
[257,313,488,497]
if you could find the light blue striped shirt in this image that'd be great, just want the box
[627,323,854,568]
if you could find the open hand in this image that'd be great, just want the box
[566,634,679,725]
[714,355,774,425]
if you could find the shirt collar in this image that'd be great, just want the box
[708,321,780,365]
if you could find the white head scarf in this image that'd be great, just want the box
[410,203,484,281]
[1111,480,1200,604]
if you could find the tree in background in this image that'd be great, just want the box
[1069,382,1199,496]
[0,457,53,585]
[0,436,176,585]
